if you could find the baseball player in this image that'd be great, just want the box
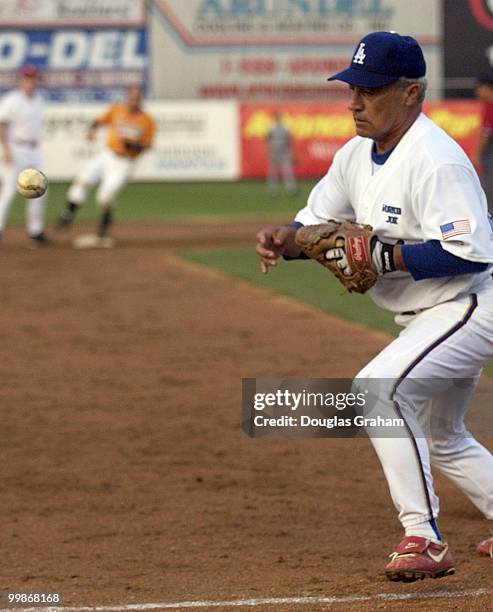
[0,65,50,246]
[256,32,493,581]
[55,86,155,247]
[265,111,298,196]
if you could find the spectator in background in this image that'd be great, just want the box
[265,111,298,197]
[474,75,493,214]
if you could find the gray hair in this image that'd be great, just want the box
[397,76,428,103]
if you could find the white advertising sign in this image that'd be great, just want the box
[42,101,240,181]
[0,0,145,26]
[150,0,443,100]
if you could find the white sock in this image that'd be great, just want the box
[405,523,442,545]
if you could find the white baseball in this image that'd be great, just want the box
[16,168,48,199]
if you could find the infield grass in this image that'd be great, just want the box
[7,180,313,225]
[182,247,400,337]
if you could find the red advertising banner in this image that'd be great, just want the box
[241,101,482,179]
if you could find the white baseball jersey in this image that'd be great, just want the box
[295,113,493,312]
[0,89,43,146]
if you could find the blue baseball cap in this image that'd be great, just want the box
[328,31,426,88]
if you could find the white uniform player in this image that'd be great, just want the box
[256,32,493,581]
[296,114,493,312]
[0,65,49,245]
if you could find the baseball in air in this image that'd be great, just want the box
[16,168,48,199]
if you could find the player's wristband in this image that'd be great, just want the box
[283,221,309,260]
[371,238,396,274]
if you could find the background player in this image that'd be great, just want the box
[474,75,493,214]
[55,86,155,247]
[265,111,298,197]
[0,65,50,246]
[256,32,493,581]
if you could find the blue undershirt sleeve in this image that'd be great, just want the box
[401,240,489,280]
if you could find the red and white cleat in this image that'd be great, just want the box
[385,536,455,583]
[477,536,493,558]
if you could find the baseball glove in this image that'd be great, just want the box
[123,140,145,154]
[294,221,377,294]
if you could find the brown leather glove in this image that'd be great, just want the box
[294,221,377,294]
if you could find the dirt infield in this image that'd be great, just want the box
[1,221,492,611]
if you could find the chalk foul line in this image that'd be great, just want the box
[3,587,493,612]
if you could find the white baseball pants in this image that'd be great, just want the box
[67,148,133,207]
[267,153,297,195]
[0,144,47,235]
[356,281,493,537]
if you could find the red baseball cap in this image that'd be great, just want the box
[19,64,39,77]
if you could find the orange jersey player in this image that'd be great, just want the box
[55,86,155,248]
[96,100,155,159]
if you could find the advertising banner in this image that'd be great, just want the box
[150,0,442,101]
[0,29,147,101]
[241,101,482,178]
[42,101,239,181]
[0,0,147,102]
[0,0,145,26]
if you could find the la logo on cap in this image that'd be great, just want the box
[327,31,426,88]
[353,42,366,65]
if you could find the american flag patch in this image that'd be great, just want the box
[440,219,471,240]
